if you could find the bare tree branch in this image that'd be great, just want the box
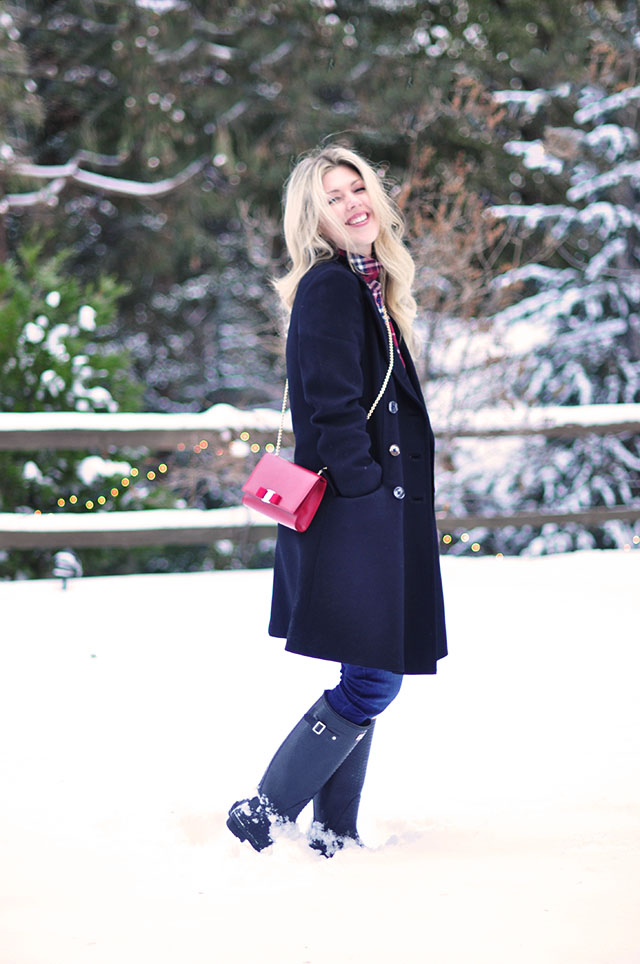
[0,177,66,212]
[0,156,207,211]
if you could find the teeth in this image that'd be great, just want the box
[348,214,368,225]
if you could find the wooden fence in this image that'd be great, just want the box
[0,405,639,550]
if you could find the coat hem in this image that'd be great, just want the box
[275,633,441,676]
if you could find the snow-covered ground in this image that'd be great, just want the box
[1,551,639,964]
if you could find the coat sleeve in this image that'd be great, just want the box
[292,267,383,498]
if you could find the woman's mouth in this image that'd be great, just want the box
[346,212,370,226]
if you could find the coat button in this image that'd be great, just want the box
[393,486,405,500]
[388,400,398,414]
[389,444,401,456]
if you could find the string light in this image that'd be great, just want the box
[33,430,271,513]
[41,432,640,547]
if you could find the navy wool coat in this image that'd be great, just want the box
[269,255,447,675]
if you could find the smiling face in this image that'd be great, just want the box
[320,164,380,256]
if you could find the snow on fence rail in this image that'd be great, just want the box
[1,402,640,450]
[0,507,276,549]
[1,505,639,550]
[0,403,639,550]
[0,404,290,451]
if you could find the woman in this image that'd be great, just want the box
[227,145,447,856]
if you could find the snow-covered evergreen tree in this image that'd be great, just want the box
[432,11,640,554]
[0,240,155,577]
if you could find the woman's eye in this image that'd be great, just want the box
[327,196,339,204]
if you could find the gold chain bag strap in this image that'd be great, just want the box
[242,310,395,532]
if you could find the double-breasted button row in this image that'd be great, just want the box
[388,400,399,414]
[393,486,405,500]
[389,444,401,457]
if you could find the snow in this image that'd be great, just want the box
[78,304,97,331]
[584,123,638,161]
[39,369,66,397]
[504,140,563,175]
[0,551,638,963]
[567,160,640,202]
[23,321,45,344]
[2,402,639,443]
[135,0,182,10]
[488,201,640,237]
[574,84,640,124]
[0,505,269,533]
[492,88,551,115]
[22,460,43,483]
[73,384,118,413]
[488,202,571,229]
[492,264,578,290]
[45,323,70,360]
[0,403,291,435]
[585,237,627,281]
[77,455,133,486]
[442,402,640,434]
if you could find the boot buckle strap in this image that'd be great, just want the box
[312,721,326,735]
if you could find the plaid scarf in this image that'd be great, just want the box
[345,251,406,367]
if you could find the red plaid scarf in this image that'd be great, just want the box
[344,251,405,367]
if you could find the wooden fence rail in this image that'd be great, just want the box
[0,402,639,450]
[0,504,638,550]
[0,404,638,550]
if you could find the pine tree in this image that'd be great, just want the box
[431,3,640,554]
[0,239,152,577]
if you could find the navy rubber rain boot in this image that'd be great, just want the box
[309,718,375,857]
[227,693,370,852]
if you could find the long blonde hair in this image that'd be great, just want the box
[272,145,418,352]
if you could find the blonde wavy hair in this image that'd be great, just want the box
[272,145,418,353]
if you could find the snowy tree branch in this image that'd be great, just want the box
[0,177,66,212]
[0,156,207,211]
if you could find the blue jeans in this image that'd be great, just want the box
[326,663,403,725]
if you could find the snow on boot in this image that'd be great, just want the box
[227,693,370,852]
[309,718,375,857]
